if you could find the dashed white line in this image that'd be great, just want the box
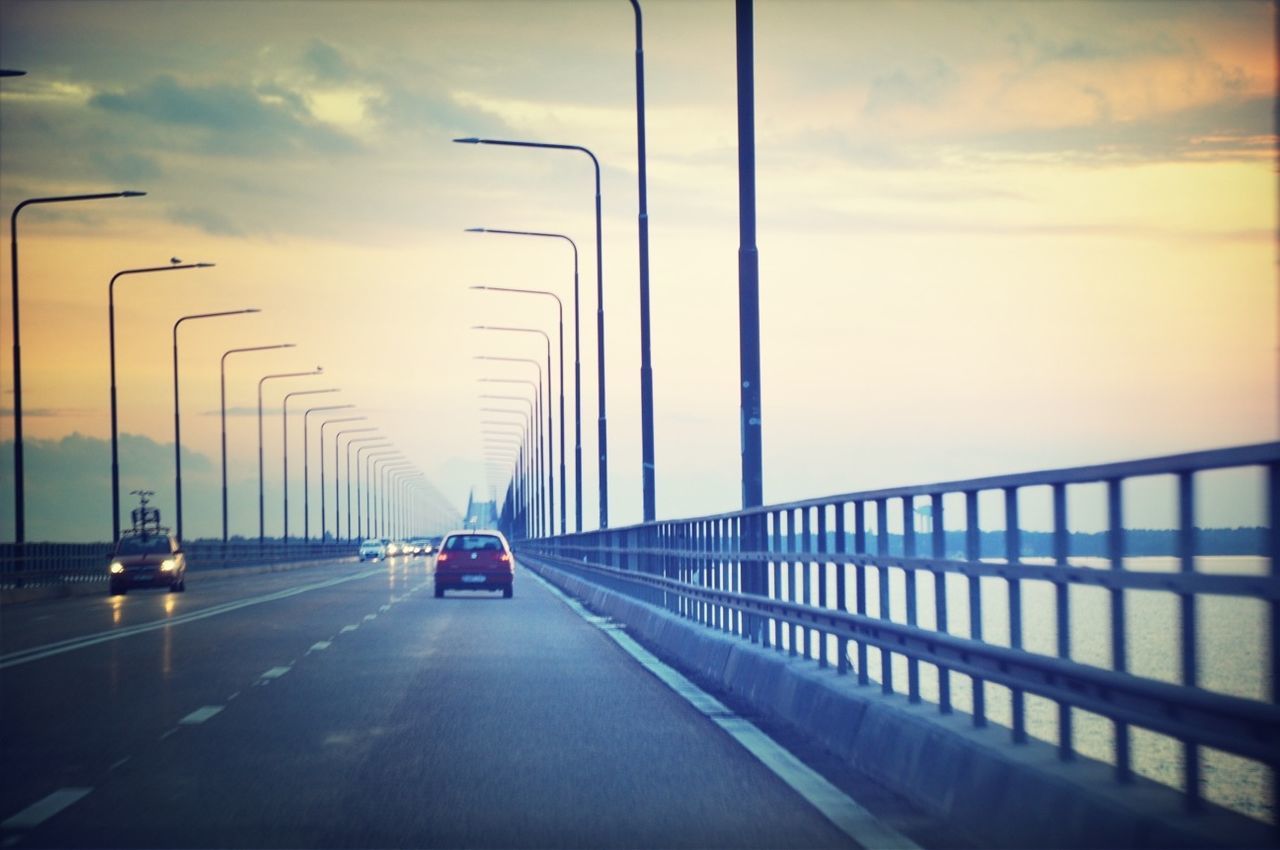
[2,788,93,830]
[259,666,291,680]
[363,613,377,622]
[526,567,922,850]
[308,641,332,653]
[340,625,358,633]
[159,728,179,740]
[109,757,131,772]
[227,691,241,702]
[379,604,391,613]
[179,706,224,725]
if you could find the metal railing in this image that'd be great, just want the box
[0,539,359,589]
[519,441,1280,820]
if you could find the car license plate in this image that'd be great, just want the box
[134,572,152,581]
[461,575,486,584]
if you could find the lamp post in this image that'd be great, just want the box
[737,0,763,511]
[221,344,294,549]
[475,339,553,536]
[466,227,583,532]
[320,416,365,542]
[107,262,215,541]
[282,388,338,542]
[477,368,545,536]
[344,435,383,541]
[454,137,609,529]
[629,0,656,524]
[479,379,542,536]
[335,427,376,542]
[472,289,566,535]
[173,308,259,540]
[11,190,146,545]
[356,444,393,540]
[258,368,323,545]
[303,404,352,541]
[365,451,400,539]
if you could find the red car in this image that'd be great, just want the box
[433,531,514,598]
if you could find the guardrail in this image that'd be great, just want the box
[0,540,360,589]
[519,441,1280,822]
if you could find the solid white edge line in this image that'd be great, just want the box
[525,567,922,850]
[2,787,93,830]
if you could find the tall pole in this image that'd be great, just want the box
[108,262,213,541]
[476,365,544,536]
[474,332,553,535]
[173,308,258,540]
[737,0,763,511]
[631,0,657,523]
[221,344,294,550]
[304,404,352,540]
[336,428,376,542]
[320,417,365,542]
[454,138,606,529]
[282,388,338,542]
[472,290,565,534]
[259,368,323,546]
[466,228,581,532]
[357,445,393,540]
[346,436,383,541]
[12,190,145,545]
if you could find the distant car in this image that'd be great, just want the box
[433,530,514,598]
[108,531,186,595]
[406,537,433,556]
[386,540,404,558]
[359,539,387,561]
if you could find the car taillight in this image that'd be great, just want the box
[436,553,449,563]
[498,553,510,563]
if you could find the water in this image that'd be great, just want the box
[765,555,1273,823]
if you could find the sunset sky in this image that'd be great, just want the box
[1,0,1275,541]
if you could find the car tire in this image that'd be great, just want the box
[434,585,444,598]
[502,586,513,599]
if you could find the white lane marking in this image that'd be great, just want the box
[109,757,131,772]
[159,728,179,740]
[1,567,386,669]
[379,604,391,613]
[526,567,922,850]
[179,705,224,725]
[308,641,332,653]
[227,691,241,702]
[2,788,94,830]
[340,625,358,633]
[259,666,291,680]
[363,613,377,622]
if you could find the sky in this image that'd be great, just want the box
[0,0,1276,542]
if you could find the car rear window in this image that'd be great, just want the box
[442,534,504,553]
[116,536,171,555]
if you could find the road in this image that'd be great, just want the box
[0,556,883,849]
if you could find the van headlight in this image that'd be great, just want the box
[109,561,124,574]
[160,559,177,572]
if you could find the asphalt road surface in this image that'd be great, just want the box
[0,556,876,849]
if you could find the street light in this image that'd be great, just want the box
[454,136,610,529]
[11,190,146,545]
[356,444,393,540]
[465,227,583,532]
[474,341,553,536]
[304,404,353,541]
[345,436,384,541]
[477,368,545,536]
[365,451,400,539]
[630,0,657,524]
[282,388,339,542]
[258,367,323,544]
[107,262,215,541]
[472,288,566,535]
[320,416,365,542]
[173,308,259,540]
[334,427,376,541]
[221,344,294,548]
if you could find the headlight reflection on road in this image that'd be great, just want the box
[108,594,124,625]
[164,594,177,616]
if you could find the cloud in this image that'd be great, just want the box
[304,39,352,83]
[89,75,360,157]
[89,149,163,183]
[168,205,245,237]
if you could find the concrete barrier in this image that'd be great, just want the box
[522,555,1275,850]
